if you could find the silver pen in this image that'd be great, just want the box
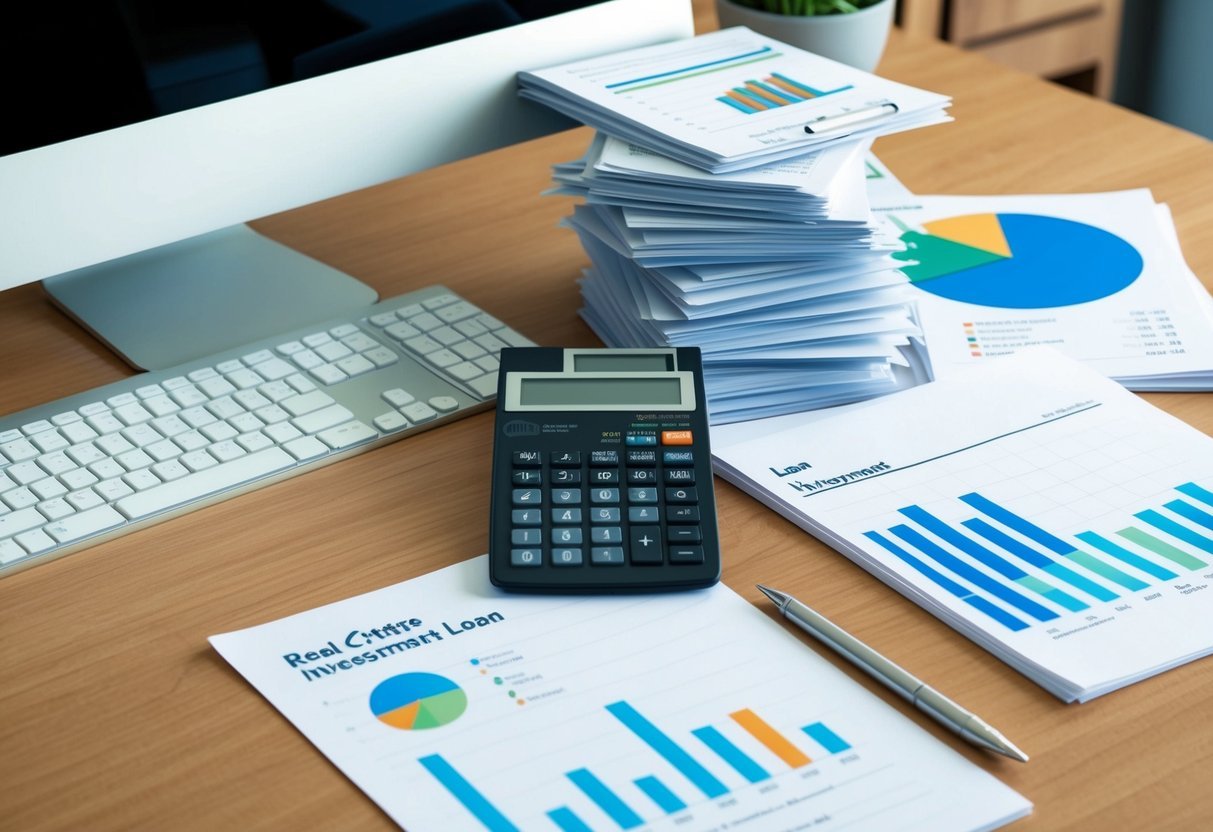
[757,584,1028,763]
[803,102,899,135]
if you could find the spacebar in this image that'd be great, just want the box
[115,448,296,520]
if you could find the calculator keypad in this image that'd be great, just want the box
[507,445,705,569]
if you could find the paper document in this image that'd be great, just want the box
[211,557,1030,831]
[872,190,1213,389]
[714,348,1213,702]
[519,27,951,172]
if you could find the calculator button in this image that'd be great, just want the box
[628,487,658,504]
[511,549,543,567]
[665,469,695,485]
[589,469,619,485]
[661,430,693,445]
[552,548,584,566]
[512,470,542,485]
[667,506,700,523]
[628,469,657,484]
[625,434,657,446]
[550,451,581,467]
[670,546,705,564]
[626,450,657,465]
[552,508,582,524]
[663,450,694,464]
[668,527,702,544]
[512,529,542,545]
[512,509,542,526]
[552,489,582,504]
[591,488,620,504]
[666,487,697,503]
[551,470,582,485]
[591,547,625,565]
[553,527,583,545]
[628,507,660,523]
[591,507,621,523]
[512,489,542,505]
[512,451,541,467]
[591,527,623,543]
[629,527,664,564]
[590,450,620,466]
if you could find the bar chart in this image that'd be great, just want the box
[420,699,855,831]
[717,73,854,115]
[862,482,1213,632]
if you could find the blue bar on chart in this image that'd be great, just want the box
[802,722,851,755]
[692,726,770,783]
[1165,499,1213,532]
[963,517,1119,602]
[567,769,644,830]
[862,530,1029,631]
[899,505,1088,612]
[634,776,687,814]
[1135,510,1213,558]
[959,492,1152,591]
[889,524,1060,621]
[1177,482,1213,507]
[606,701,729,799]
[418,754,519,832]
[1073,531,1178,581]
[548,807,594,832]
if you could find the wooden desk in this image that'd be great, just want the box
[3,24,1212,832]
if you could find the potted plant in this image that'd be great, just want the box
[715,0,897,72]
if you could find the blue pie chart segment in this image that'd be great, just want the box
[904,213,1144,309]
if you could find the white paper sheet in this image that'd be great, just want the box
[211,557,1030,831]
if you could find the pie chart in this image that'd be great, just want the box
[370,672,468,730]
[892,213,1144,308]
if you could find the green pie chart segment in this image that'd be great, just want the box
[370,673,468,730]
[892,213,1144,309]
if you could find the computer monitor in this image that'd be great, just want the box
[0,0,693,370]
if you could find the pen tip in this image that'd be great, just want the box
[755,585,786,605]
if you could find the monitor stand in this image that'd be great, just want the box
[42,224,379,371]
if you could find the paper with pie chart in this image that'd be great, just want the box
[872,190,1213,388]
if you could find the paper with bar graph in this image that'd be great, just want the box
[518,27,951,172]
[713,347,1213,702]
[209,557,1029,831]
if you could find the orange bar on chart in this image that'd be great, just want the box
[729,708,812,767]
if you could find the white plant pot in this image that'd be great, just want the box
[715,0,897,73]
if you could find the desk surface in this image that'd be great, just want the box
[3,13,1213,831]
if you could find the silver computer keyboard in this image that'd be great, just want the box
[0,285,533,576]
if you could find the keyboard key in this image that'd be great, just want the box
[363,346,399,368]
[468,373,499,398]
[42,505,124,544]
[0,539,24,564]
[226,368,265,390]
[336,354,375,377]
[66,488,105,511]
[373,412,408,433]
[2,487,38,510]
[122,468,162,491]
[428,396,459,413]
[0,507,45,538]
[425,349,461,369]
[281,390,335,417]
[309,364,348,385]
[315,341,353,362]
[401,402,437,424]
[31,431,69,453]
[180,451,218,473]
[94,477,135,501]
[317,420,377,450]
[30,478,67,500]
[382,388,415,407]
[292,404,354,434]
[15,529,55,554]
[208,441,247,463]
[408,312,443,331]
[115,448,295,519]
[283,436,327,461]
[197,377,237,399]
[59,422,100,445]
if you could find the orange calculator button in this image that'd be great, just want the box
[661,430,693,445]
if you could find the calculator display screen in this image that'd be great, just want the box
[573,354,673,372]
[518,377,683,406]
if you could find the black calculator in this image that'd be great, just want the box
[488,347,721,593]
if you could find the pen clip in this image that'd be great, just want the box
[804,102,900,135]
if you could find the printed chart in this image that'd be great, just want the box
[871,192,1213,383]
[210,559,1029,831]
[891,213,1143,308]
[370,673,468,730]
[712,349,1213,700]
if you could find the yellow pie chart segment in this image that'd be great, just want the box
[922,214,1012,258]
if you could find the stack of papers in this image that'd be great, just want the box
[870,189,1213,389]
[211,556,1031,831]
[713,347,1213,702]
[519,26,951,173]
[551,135,929,422]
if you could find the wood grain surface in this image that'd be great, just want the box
[2,6,1211,830]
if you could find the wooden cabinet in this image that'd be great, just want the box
[898,0,1124,98]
